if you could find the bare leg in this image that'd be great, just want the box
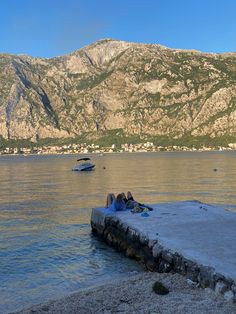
[106,193,115,207]
[121,192,126,200]
[127,191,134,200]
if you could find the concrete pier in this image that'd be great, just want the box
[91,200,236,302]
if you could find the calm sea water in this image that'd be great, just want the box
[1,151,236,313]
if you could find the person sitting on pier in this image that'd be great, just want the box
[106,191,154,212]
[106,191,136,211]
[106,193,126,211]
[106,191,149,212]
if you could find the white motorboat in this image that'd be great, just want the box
[72,157,95,171]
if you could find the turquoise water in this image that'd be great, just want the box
[0,151,236,313]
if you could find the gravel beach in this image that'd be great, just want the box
[14,272,236,314]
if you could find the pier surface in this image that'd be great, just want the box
[91,200,236,301]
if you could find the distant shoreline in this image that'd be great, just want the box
[0,148,235,157]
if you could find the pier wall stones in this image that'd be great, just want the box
[91,201,236,302]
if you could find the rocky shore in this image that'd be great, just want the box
[15,272,236,314]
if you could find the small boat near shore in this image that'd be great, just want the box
[72,157,95,171]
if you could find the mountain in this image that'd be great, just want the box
[0,39,236,145]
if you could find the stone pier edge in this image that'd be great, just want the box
[91,212,236,302]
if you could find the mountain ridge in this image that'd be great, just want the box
[0,39,236,145]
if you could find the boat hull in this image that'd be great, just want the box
[72,163,95,171]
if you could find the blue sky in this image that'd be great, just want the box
[0,0,235,57]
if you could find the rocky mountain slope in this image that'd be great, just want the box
[0,39,236,143]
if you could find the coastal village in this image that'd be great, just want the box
[0,141,235,155]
